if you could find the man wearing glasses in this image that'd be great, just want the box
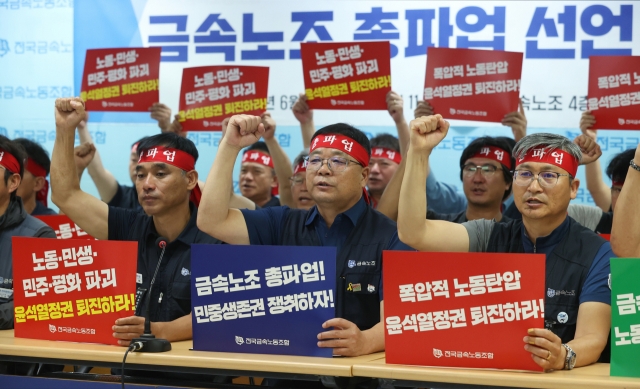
[398,115,613,371]
[198,115,413,358]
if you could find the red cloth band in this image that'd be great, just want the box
[516,147,579,177]
[371,147,402,164]
[27,159,49,207]
[310,134,370,167]
[242,151,274,168]
[0,149,21,174]
[26,159,47,178]
[293,160,308,175]
[470,146,512,170]
[612,180,624,187]
[137,146,196,172]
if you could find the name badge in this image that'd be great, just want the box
[136,273,143,284]
[0,288,13,300]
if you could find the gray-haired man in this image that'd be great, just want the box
[398,115,613,371]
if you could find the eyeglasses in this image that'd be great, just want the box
[289,175,306,186]
[305,156,362,172]
[462,164,501,177]
[513,170,571,188]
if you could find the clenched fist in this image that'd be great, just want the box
[55,97,86,133]
[222,114,265,150]
[409,114,450,153]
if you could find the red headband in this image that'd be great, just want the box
[310,134,370,167]
[137,146,201,207]
[293,160,307,175]
[470,146,512,170]
[371,147,402,164]
[242,151,274,168]
[612,180,624,188]
[138,146,196,172]
[516,147,579,177]
[27,159,49,207]
[0,149,20,174]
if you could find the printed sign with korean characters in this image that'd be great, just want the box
[178,65,269,131]
[384,251,545,371]
[12,237,137,345]
[588,55,640,130]
[191,245,336,357]
[424,47,523,123]
[35,215,96,240]
[610,258,640,378]
[80,47,161,112]
[301,41,391,110]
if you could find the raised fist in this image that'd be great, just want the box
[574,134,602,165]
[386,91,405,124]
[55,97,86,132]
[74,142,96,172]
[261,112,277,141]
[409,114,449,153]
[223,114,265,150]
[291,93,313,124]
[150,103,172,132]
[579,110,597,140]
[414,100,435,119]
[502,100,527,142]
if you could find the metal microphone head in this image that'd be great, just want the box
[155,237,167,249]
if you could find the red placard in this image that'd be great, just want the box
[12,237,137,345]
[301,41,391,110]
[35,215,95,240]
[178,66,269,131]
[588,56,640,130]
[80,47,161,112]
[424,48,523,123]
[384,251,545,371]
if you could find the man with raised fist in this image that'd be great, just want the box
[50,97,223,349]
[198,114,413,358]
[398,114,613,370]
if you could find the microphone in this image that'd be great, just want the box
[130,237,171,353]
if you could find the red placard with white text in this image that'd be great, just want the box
[80,47,161,112]
[588,56,640,130]
[301,41,391,110]
[178,66,269,131]
[384,251,545,371]
[35,215,95,240]
[424,48,523,123]
[12,237,137,345]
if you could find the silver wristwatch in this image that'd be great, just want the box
[562,343,576,370]
[630,159,640,172]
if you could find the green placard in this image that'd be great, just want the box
[610,258,640,377]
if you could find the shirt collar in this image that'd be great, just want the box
[521,216,570,252]
[305,196,367,227]
[145,202,199,245]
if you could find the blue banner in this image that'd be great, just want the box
[191,244,337,357]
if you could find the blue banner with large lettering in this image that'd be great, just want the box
[191,244,337,357]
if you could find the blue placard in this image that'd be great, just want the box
[191,244,337,357]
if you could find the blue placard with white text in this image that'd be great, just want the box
[191,244,336,357]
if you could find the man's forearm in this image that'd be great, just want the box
[398,148,430,247]
[52,125,81,206]
[362,321,385,355]
[568,332,608,368]
[265,137,294,206]
[395,119,410,157]
[377,160,405,221]
[152,314,192,342]
[198,141,240,232]
[584,160,611,212]
[300,120,315,149]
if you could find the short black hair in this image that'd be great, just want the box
[132,136,148,151]
[0,135,26,200]
[13,138,51,175]
[244,141,270,155]
[311,123,371,156]
[293,150,309,167]
[459,136,515,201]
[136,133,199,164]
[607,148,636,184]
[370,133,400,153]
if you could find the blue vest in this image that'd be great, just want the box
[486,217,610,361]
[280,206,398,331]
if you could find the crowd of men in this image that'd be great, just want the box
[1,88,639,379]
